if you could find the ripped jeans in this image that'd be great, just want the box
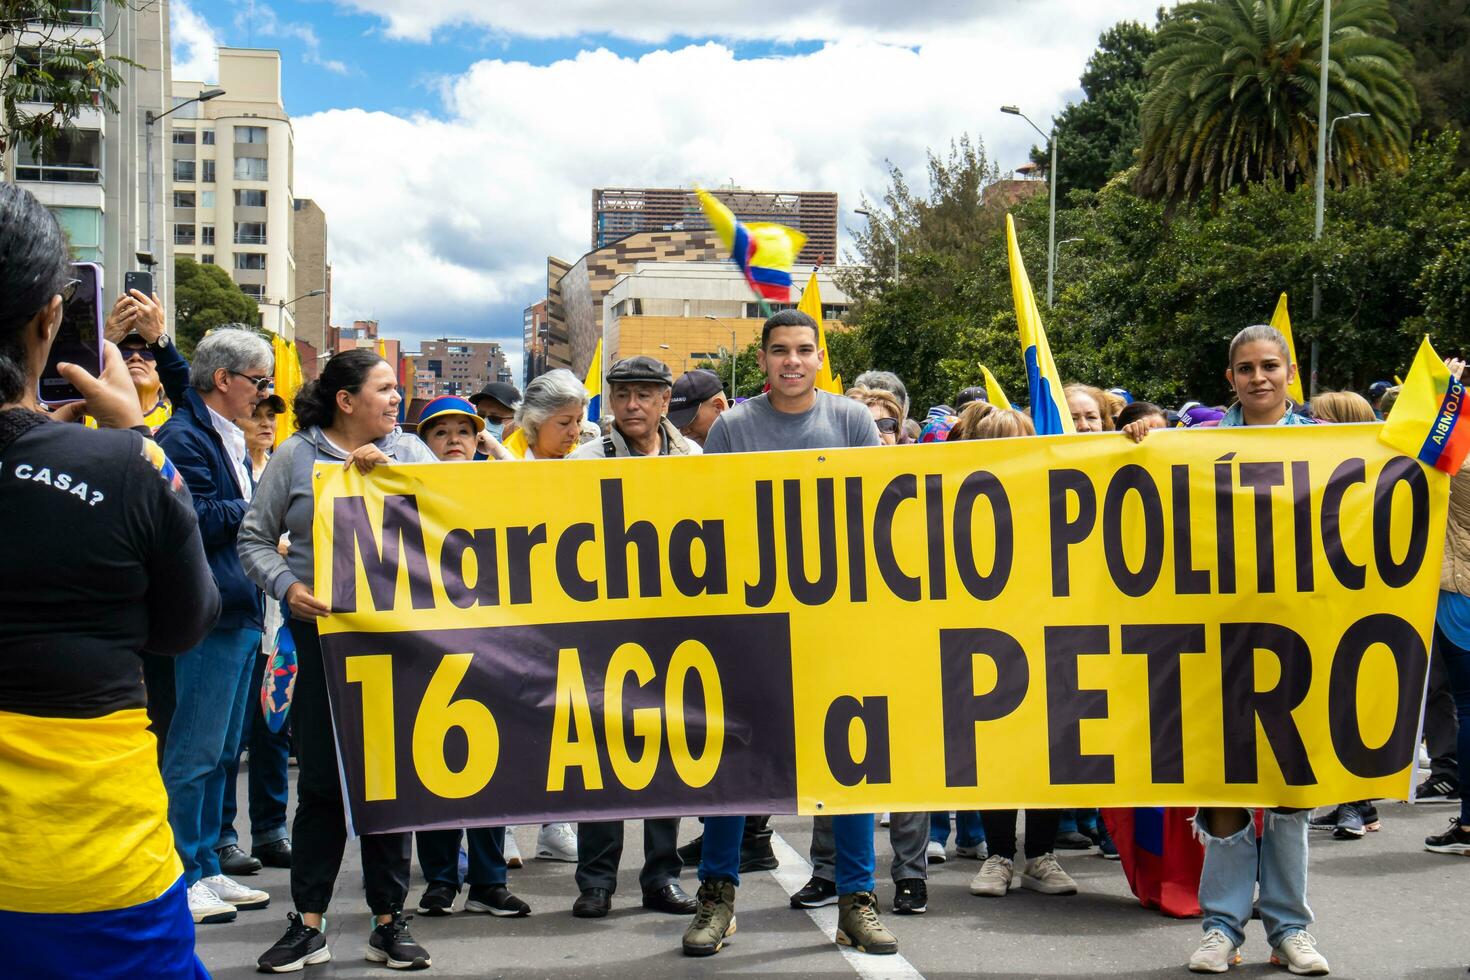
[1194,808,1312,948]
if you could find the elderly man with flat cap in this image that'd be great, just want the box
[569,355,700,459]
[667,368,729,448]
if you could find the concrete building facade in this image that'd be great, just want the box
[522,299,548,387]
[415,339,509,397]
[291,198,330,351]
[592,187,838,267]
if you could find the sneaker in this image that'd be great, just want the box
[1308,807,1341,832]
[1188,928,1241,973]
[1018,853,1078,895]
[257,912,331,972]
[1270,930,1329,975]
[465,883,530,917]
[201,874,270,911]
[835,891,898,955]
[1424,817,1470,855]
[536,822,577,862]
[925,840,947,864]
[739,836,779,872]
[1332,803,1366,840]
[1099,830,1119,860]
[187,879,237,924]
[955,841,988,860]
[790,875,838,908]
[503,828,523,869]
[365,912,431,970]
[415,882,457,916]
[1054,830,1094,850]
[892,878,927,915]
[1361,801,1381,831]
[682,880,737,957]
[968,855,1015,897]
[879,812,891,827]
[1414,777,1460,803]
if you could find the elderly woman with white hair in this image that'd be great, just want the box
[502,368,588,460]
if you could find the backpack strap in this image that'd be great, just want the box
[603,433,617,458]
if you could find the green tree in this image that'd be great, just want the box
[1,0,135,166]
[1392,0,1470,166]
[174,256,260,356]
[1134,0,1417,205]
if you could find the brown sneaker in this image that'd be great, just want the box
[681,880,737,957]
[835,891,898,955]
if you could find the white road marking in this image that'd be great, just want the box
[766,830,927,980]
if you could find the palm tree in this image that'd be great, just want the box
[1134,0,1417,205]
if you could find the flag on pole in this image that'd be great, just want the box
[584,338,603,422]
[1380,336,1470,474]
[1269,293,1306,405]
[272,334,303,446]
[696,187,807,303]
[796,271,843,394]
[1006,214,1074,435]
[979,365,1013,411]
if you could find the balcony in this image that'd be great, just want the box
[234,233,268,245]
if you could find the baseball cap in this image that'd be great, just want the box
[668,369,724,428]
[606,355,674,387]
[256,393,287,415]
[468,381,522,409]
[417,395,485,433]
[954,387,987,409]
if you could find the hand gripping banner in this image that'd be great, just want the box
[312,426,1446,836]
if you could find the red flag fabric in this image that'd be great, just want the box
[1101,807,1204,918]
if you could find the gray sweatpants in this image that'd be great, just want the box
[810,811,928,884]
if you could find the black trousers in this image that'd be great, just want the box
[1426,640,1460,783]
[576,818,682,894]
[289,619,411,916]
[981,809,1061,862]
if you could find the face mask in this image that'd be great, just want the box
[484,421,504,441]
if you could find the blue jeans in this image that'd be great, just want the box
[1195,808,1312,948]
[218,651,291,849]
[163,627,262,884]
[417,827,507,887]
[1434,625,1470,827]
[699,814,876,894]
[929,811,985,847]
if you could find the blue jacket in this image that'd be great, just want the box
[154,387,264,632]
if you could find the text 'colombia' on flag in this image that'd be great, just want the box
[1380,335,1470,474]
[696,187,806,303]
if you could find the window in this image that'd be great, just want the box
[200,254,215,265]
[46,0,103,27]
[172,191,195,208]
[234,157,268,181]
[745,302,795,318]
[173,224,195,245]
[50,206,102,261]
[201,224,215,246]
[201,159,215,183]
[169,95,201,119]
[15,130,102,183]
[235,125,268,144]
[234,253,266,271]
[14,47,96,96]
[234,222,267,245]
[201,129,215,145]
[171,130,196,145]
[199,190,215,209]
[234,189,267,207]
[173,159,195,182]
[238,283,265,299]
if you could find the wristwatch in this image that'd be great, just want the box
[148,334,172,350]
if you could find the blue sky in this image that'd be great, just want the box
[176,1,1167,376]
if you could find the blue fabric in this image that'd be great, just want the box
[163,627,262,883]
[697,815,745,885]
[0,874,209,980]
[1434,624,1470,827]
[1219,403,1318,428]
[1437,590,1470,652]
[929,810,985,847]
[417,827,508,887]
[699,814,875,894]
[154,388,263,631]
[218,653,290,848]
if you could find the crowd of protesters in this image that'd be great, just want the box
[2,181,1467,978]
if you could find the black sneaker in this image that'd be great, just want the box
[1425,818,1470,855]
[1361,801,1381,831]
[1414,777,1460,803]
[739,838,779,872]
[1333,803,1366,840]
[415,882,457,917]
[365,912,431,970]
[1309,806,1341,831]
[465,884,530,917]
[257,912,331,973]
[892,878,927,915]
[790,876,838,909]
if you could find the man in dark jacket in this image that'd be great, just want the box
[154,327,275,926]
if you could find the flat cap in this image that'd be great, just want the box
[606,355,673,387]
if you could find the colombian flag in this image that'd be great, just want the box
[1381,336,1470,474]
[273,334,304,446]
[980,364,1013,411]
[1269,293,1306,405]
[696,187,807,302]
[585,338,603,422]
[1006,215,1074,435]
[796,272,843,394]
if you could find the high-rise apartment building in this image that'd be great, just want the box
[169,48,297,337]
[292,198,331,351]
[3,0,174,309]
[522,300,548,386]
[416,339,509,397]
[592,187,838,266]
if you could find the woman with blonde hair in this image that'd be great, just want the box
[1309,390,1376,423]
[1064,383,1114,432]
[952,402,1035,440]
[845,386,903,446]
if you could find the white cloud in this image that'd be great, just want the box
[171,0,222,83]
[236,1,351,75]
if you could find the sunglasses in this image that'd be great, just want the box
[230,371,275,393]
[876,417,901,434]
[120,346,156,362]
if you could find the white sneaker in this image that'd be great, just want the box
[503,827,523,869]
[955,842,988,860]
[202,874,271,911]
[1188,928,1241,973]
[1271,931,1330,976]
[968,855,1015,897]
[536,822,577,862]
[879,812,891,827]
[925,840,947,864]
[1018,853,1078,895]
[187,879,237,924]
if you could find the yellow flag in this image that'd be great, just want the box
[1270,293,1306,405]
[979,365,1013,411]
[272,334,303,446]
[796,272,842,394]
[584,338,603,420]
[1006,215,1074,435]
[1380,335,1470,474]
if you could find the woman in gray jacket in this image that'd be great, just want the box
[238,348,437,974]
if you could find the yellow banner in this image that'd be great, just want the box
[313,426,1445,835]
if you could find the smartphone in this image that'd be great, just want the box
[124,270,154,298]
[39,261,104,406]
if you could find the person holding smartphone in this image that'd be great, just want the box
[0,182,222,978]
[105,288,186,433]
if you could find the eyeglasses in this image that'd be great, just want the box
[120,346,156,363]
[876,417,900,434]
[230,371,275,393]
[483,414,514,425]
[59,278,82,304]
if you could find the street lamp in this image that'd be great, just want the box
[854,208,899,281]
[1328,112,1371,166]
[275,289,326,337]
[1000,104,1059,307]
[144,86,225,298]
[705,314,737,395]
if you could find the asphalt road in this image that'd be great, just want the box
[196,781,1469,980]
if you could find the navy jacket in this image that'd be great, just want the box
[154,387,264,632]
